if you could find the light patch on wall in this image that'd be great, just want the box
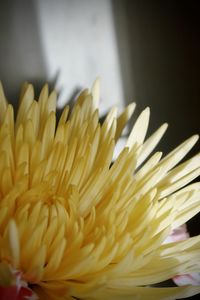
[36,0,124,113]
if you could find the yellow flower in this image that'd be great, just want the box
[0,79,200,300]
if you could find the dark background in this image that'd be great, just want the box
[114,0,200,237]
[113,1,200,299]
[119,0,200,235]
[114,0,200,153]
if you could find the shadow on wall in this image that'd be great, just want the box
[0,0,50,107]
[112,0,200,155]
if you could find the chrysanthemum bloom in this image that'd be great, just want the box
[0,80,200,300]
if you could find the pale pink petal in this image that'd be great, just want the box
[173,273,200,286]
[164,224,189,244]
[164,224,200,287]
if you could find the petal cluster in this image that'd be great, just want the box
[0,80,200,299]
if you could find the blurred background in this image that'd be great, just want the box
[0,0,200,296]
[1,0,200,151]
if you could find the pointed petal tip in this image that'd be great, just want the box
[157,151,163,158]
[160,123,169,133]
[185,134,199,148]
[138,106,150,120]
[91,77,101,94]
[128,102,136,108]
[24,83,34,95]
[141,106,151,121]
[40,83,49,94]
[127,102,136,114]
[0,81,6,95]
[192,134,199,141]
[162,122,168,128]
[94,76,101,84]
[142,106,150,119]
